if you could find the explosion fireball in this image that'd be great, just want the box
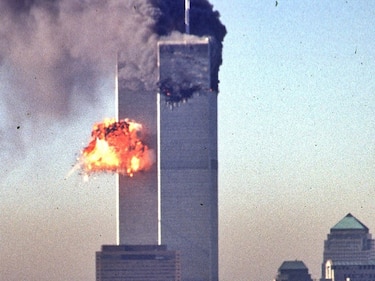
[78,118,154,177]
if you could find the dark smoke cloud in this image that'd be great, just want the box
[153,0,226,41]
[0,0,225,160]
[153,0,226,90]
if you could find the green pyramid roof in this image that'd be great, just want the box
[331,213,368,231]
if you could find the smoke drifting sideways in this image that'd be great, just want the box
[0,0,225,164]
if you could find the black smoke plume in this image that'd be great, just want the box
[153,0,226,91]
[0,0,225,159]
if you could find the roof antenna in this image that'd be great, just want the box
[185,0,190,34]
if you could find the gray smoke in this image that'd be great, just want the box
[0,0,160,118]
[0,0,225,161]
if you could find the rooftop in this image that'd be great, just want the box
[279,260,308,271]
[331,213,368,231]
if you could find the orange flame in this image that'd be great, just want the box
[79,118,154,177]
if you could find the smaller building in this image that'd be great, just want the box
[96,245,180,281]
[274,260,313,281]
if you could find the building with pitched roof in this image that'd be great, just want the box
[321,213,375,281]
[274,260,313,281]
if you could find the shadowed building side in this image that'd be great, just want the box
[158,37,218,281]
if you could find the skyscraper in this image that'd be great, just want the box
[321,213,375,281]
[158,37,218,281]
[116,72,158,245]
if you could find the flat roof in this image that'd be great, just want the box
[279,260,308,270]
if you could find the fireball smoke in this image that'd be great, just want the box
[0,0,226,161]
[78,118,154,177]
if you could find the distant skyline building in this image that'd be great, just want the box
[321,213,375,281]
[274,260,313,281]
[96,245,180,281]
[158,37,218,281]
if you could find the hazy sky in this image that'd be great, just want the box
[1,1,375,281]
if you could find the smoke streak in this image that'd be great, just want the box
[0,0,225,160]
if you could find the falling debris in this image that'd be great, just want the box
[77,118,154,178]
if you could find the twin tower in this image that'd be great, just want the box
[97,37,219,281]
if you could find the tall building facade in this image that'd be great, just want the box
[321,213,375,281]
[274,260,313,281]
[158,37,218,281]
[96,245,181,281]
[117,67,158,245]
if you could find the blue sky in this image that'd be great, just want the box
[1,1,375,281]
[216,0,375,280]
